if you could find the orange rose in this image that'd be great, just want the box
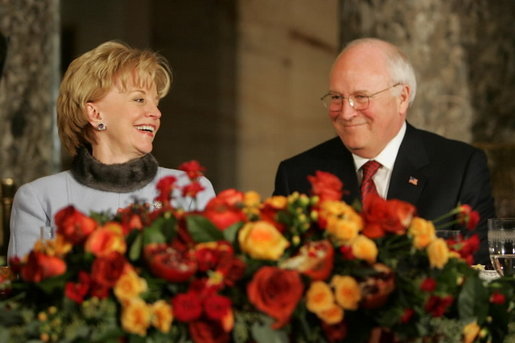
[331,275,361,310]
[427,238,449,269]
[308,171,343,201]
[54,206,97,244]
[247,266,303,329]
[151,300,174,333]
[351,235,378,263]
[121,298,151,336]
[238,221,289,260]
[317,304,344,325]
[203,189,247,230]
[114,267,148,303]
[85,222,126,257]
[306,281,335,313]
[409,217,436,249]
[463,321,480,343]
[361,195,415,238]
[20,251,66,282]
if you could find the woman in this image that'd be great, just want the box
[8,41,215,258]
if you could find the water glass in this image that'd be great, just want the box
[488,218,515,277]
[40,226,56,240]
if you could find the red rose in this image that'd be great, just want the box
[189,319,230,343]
[65,271,91,303]
[321,321,348,343]
[179,160,206,180]
[400,308,415,323]
[247,266,304,329]
[203,189,246,230]
[490,292,506,305]
[54,206,97,244]
[424,295,454,317]
[20,251,66,282]
[308,171,343,201]
[216,253,246,287]
[90,251,126,288]
[145,244,197,282]
[457,205,480,230]
[203,294,232,322]
[361,194,415,238]
[172,292,203,322]
[420,277,437,292]
[155,175,177,203]
[182,181,205,198]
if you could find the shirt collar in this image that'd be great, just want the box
[353,121,407,171]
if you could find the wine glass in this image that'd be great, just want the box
[488,218,515,277]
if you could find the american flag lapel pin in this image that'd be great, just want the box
[408,176,418,186]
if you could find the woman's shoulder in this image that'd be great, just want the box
[17,171,73,193]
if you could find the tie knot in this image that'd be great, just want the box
[361,160,381,179]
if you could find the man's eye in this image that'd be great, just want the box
[331,95,343,101]
[354,95,368,101]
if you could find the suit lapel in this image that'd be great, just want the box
[387,123,429,205]
[324,138,360,204]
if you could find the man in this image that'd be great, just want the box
[273,38,495,265]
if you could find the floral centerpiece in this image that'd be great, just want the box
[0,162,513,343]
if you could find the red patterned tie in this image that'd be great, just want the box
[360,160,382,200]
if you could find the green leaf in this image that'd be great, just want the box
[142,219,167,245]
[186,215,224,242]
[458,276,488,320]
[129,233,143,261]
[223,221,244,243]
[251,316,289,343]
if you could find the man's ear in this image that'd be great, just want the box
[399,84,411,114]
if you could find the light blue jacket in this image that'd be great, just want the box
[8,167,215,258]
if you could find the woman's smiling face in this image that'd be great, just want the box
[87,74,162,164]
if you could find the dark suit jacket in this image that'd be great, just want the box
[273,123,495,265]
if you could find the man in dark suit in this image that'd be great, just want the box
[273,38,495,265]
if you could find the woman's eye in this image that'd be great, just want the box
[134,98,145,103]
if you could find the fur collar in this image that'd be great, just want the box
[71,147,158,192]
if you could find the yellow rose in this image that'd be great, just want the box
[351,235,378,263]
[121,298,151,336]
[326,217,360,242]
[331,275,361,310]
[463,321,480,343]
[114,268,148,302]
[151,300,174,333]
[264,195,288,209]
[85,222,126,257]
[316,304,344,325]
[306,281,334,313]
[409,217,436,249]
[238,221,289,260]
[427,238,449,269]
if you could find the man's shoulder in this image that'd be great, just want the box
[409,125,480,155]
[281,137,346,164]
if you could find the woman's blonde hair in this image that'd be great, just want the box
[57,40,172,155]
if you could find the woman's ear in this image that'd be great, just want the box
[86,102,102,126]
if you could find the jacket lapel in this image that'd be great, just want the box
[387,123,429,205]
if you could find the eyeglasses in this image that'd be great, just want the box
[320,83,401,111]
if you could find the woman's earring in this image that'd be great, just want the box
[96,123,106,131]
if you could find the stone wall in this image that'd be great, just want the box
[0,0,61,185]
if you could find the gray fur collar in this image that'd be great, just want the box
[71,147,158,192]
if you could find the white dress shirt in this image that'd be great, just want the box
[353,122,407,198]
